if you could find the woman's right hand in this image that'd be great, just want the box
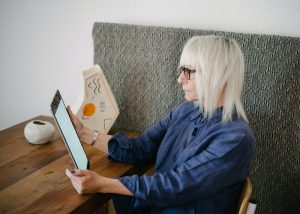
[66,105,95,144]
[67,106,84,135]
[67,106,111,149]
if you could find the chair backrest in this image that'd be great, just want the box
[92,22,300,213]
[237,177,253,214]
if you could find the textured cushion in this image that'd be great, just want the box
[93,22,300,213]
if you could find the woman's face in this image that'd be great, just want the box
[177,68,197,101]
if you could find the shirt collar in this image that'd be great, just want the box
[206,108,223,125]
[189,104,224,125]
[188,102,202,121]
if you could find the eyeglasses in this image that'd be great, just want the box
[177,66,196,80]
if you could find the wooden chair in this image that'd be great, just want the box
[237,177,253,214]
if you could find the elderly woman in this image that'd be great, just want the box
[66,35,254,214]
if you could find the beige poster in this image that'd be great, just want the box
[75,65,119,134]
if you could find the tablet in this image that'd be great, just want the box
[50,90,90,169]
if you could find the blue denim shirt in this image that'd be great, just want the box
[108,101,254,214]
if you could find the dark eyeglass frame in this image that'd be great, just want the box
[177,66,196,80]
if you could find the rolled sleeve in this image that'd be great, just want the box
[108,132,131,155]
[107,132,139,164]
[107,126,165,165]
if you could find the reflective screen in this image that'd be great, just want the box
[55,100,88,169]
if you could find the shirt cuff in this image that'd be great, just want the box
[118,175,148,208]
[108,132,132,160]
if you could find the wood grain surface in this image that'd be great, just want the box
[0,116,150,213]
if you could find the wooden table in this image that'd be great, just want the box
[0,116,148,213]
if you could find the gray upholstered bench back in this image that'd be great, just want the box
[93,22,300,213]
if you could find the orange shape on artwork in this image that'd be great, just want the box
[82,102,96,117]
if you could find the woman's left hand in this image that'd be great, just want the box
[65,169,102,194]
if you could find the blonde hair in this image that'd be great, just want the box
[180,35,248,123]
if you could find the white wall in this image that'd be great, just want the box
[0,0,299,130]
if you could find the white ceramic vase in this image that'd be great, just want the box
[24,120,55,144]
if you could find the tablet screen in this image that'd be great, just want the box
[51,90,89,169]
